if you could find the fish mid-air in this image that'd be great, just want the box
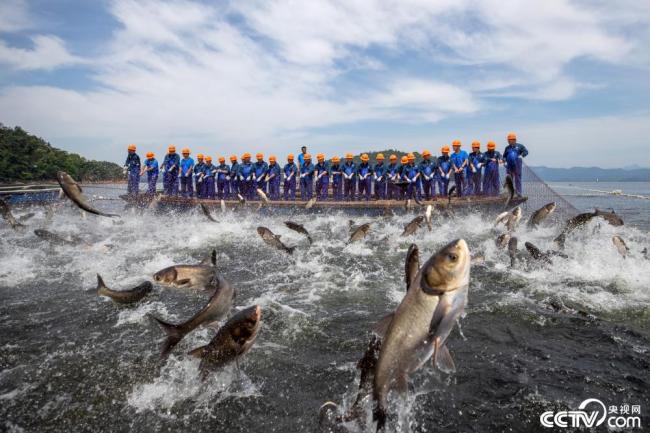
[527,202,556,228]
[0,198,24,230]
[153,250,217,289]
[96,275,153,305]
[349,223,370,243]
[284,221,313,245]
[404,244,420,290]
[151,275,234,357]
[257,227,296,254]
[372,239,470,431]
[401,216,424,237]
[494,206,521,232]
[56,171,120,218]
[188,305,262,381]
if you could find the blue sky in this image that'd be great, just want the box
[1,0,649,168]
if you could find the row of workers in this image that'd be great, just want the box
[123,133,528,201]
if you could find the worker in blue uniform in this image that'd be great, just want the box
[238,153,255,200]
[418,150,436,200]
[161,145,180,196]
[330,156,343,201]
[283,154,297,200]
[357,154,372,201]
[299,153,315,201]
[124,144,141,196]
[437,146,452,197]
[179,148,194,197]
[202,156,216,199]
[386,155,400,200]
[502,132,528,196]
[315,153,330,201]
[403,153,420,200]
[373,154,387,200]
[215,156,230,199]
[450,140,467,197]
[229,155,239,199]
[342,153,356,201]
[140,151,158,195]
[467,141,483,195]
[252,153,268,196]
[266,155,281,200]
[482,141,502,196]
[194,154,206,198]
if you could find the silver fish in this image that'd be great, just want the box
[527,202,556,227]
[0,198,24,230]
[612,235,629,258]
[349,223,370,243]
[285,221,313,244]
[404,244,420,291]
[200,203,217,222]
[508,236,518,267]
[96,274,152,305]
[153,250,217,289]
[257,226,296,254]
[56,171,119,218]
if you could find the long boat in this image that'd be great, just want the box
[121,192,526,216]
[0,184,62,205]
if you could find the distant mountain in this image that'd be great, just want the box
[0,125,123,182]
[531,166,650,182]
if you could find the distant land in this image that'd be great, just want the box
[530,166,650,182]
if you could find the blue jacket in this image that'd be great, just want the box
[283,162,297,180]
[450,151,468,171]
[298,153,306,167]
[162,153,180,173]
[373,163,387,180]
[239,162,254,180]
[125,153,141,173]
[357,162,371,180]
[468,151,483,173]
[387,163,400,181]
[438,155,451,177]
[402,163,419,181]
[203,163,215,178]
[418,159,436,180]
[300,161,315,179]
[194,162,205,178]
[342,162,356,179]
[253,161,268,180]
[216,163,230,181]
[330,164,342,183]
[144,158,158,176]
[230,162,240,180]
[482,150,502,168]
[180,157,194,176]
[267,163,281,181]
[315,162,330,178]
[503,143,528,169]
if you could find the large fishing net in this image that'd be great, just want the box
[515,161,578,220]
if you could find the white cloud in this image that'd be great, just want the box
[0,35,81,70]
[0,0,648,165]
[0,0,31,33]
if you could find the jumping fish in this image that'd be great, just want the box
[257,226,296,254]
[495,233,510,249]
[17,212,35,223]
[220,199,226,213]
[349,223,370,243]
[612,236,629,258]
[189,305,262,381]
[507,236,518,267]
[151,275,234,357]
[524,241,553,264]
[503,175,514,207]
[284,221,313,244]
[527,202,556,227]
[256,188,270,204]
[373,239,470,431]
[34,229,83,246]
[404,244,420,290]
[56,171,120,217]
[401,216,424,237]
[96,274,153,305]
[305,197,317,209]
[200,203,217,222]
[424,205,433,231]
[153,250,217,289]
[0,198,24,229]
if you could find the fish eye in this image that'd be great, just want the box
[447,253,458,262]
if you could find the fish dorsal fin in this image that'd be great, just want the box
[188,345,208,358]
[372,313,394,338]
[96,274,108,290]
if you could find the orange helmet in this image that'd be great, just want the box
[389,154,397,161]
[197,153,204,160]
[205,156,212,162]
[332,156,340,163]
[400,156,408,164]
[287,153,294,161]
[146,151,154,158]
[407,153,415,161]
[487,141,496,150]
[181,147,190,155]
[472,141,480,149]
[304,153,312,160]
[345,153,353,159]
[376,153,384,160]
[442,145,450,153]
[316,153,324,161]
[243,152,251,159]
[507,132,517,140]
[452,140,461,147]
[269,155,276,162]
[218,156,225,163]
[422,150,431,157]
[256,152,263,160]
[360,153,369,162]
[168,145,176,153]
[127,144,136,151]
[229,155,237,162]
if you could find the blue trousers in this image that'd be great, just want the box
[241,180,255,200]
[332,181,342,201]
[507,158,523,195]
[421,177,436,199]
[147,174,157,194]
[453,171,465,197]
[387,181,399,200]
[268,179,280,200]
[344,178,356,201]
[284,178,296,200]
[468,171,482,195]
[316,177,329,200]
[195,177,205,198]
[204,177,215,199]
[437,176,449,197]
[163,172,178,196]
[300,177,313,201]
[127,172,140,195]
[180,175,193,197]
[256,179,267,195]
[483,163,500,196]
[217,179,229,199]
[405,181,420,200]
[374,180,386,199]
[358,177,371,201]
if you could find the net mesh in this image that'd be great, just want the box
[513,161,579,220]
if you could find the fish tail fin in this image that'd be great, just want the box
[373,403,387,432]
[150,315,184,358]
[96,274,108,292]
